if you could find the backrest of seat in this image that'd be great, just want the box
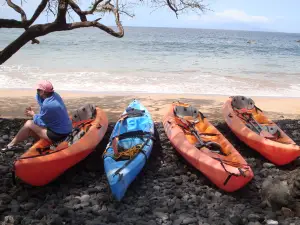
[265,125,279,136]
[231,96,255,111]
[71,104,96,122]
[174,105,199,122]
[125,107,145,118]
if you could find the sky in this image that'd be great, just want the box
[0,0,299,33]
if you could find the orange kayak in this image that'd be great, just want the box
[163,102,253,192]
[222,96,300,165]
[13,105,108,186]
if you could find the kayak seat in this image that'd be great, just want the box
[71,103,96,122]
[231,96,255,113]
[174,104,223,154]
[174,105,204,123]
[231,96,280,138]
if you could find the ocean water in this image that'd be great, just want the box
[1,27,300,97]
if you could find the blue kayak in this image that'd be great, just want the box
[103,99,155,201]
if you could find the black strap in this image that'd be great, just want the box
[113,137,151,180]
[255,105,263,113]
[36,146,51,154]
[112,130,155,141]
[235,111,262,134]
[177,124,218,137]
[224,174,233,186]
[177,122,221,151]
[213,157,246,186]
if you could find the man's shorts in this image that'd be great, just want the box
[47,128,70,142]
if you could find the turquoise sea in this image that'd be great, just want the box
[1,27,300,96]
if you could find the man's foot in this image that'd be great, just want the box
[1,145,23,152]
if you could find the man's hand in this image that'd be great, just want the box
[25,107,35,117]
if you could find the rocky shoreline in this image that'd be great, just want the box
[0,118,300,225]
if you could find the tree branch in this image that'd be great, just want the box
[0,0,48,28]
[6,0,42,44]
[68,0,106,22]
[28,0,49,25]
[6,0,27,21]
[166,0,178,16]
[68,0,87,21]
[0,19,24,28]
[82,0,104,15]
[56,0,68,24]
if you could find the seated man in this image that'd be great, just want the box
[2,80,72,151]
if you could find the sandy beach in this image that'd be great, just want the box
[1,89,300,122]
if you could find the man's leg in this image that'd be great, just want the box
[6,120,50,148]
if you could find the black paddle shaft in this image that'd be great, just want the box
[189,124,205,146]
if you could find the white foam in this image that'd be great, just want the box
[1,64,300,97]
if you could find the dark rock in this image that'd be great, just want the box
[73,204,82,210]
[57,207,69,217]
[10,199,20,213]
[49,214,63,225]
[138,221,157,225]
[281,207,294,217]
[229,215,242,225]
[175,191,182,199]
[87,188,99,194]
[182,217,197,224]
[173,199,181,211]
[17,191,28,202]
[21,202,36,211]
[263,163,275,168]
[154,207,168,213]
[247,214,261,222]
[174,177,183,185]
[35,208,48,219]
[0,204,8,213]
[134,208,143,214]
[153,185,160,191]
[173,218,183,225]
[2,135,9,140]
[20,217,33,225]
[107,213,118,223]
[86,218,105,225]
[5,151,14,157]
[0,193,12,204]
[215,191,222,198]
[96,193,110,202]
[153,211,168,221]
[261,178,292,211]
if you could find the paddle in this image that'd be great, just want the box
[239,112,275,139]
[179,116,222,152]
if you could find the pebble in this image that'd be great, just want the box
[153,185,160,191]
[266,220,279,225]
[0,165,10,173]
[263,163,276,168]
[2,135,9,140]
[22,202,36,211]
[247,213,261,222]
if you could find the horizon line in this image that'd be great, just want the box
[76,24,300,35]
